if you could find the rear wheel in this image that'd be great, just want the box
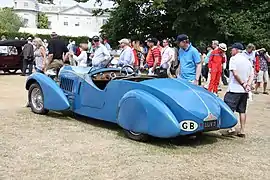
[8,69,18,74]
[28,83,49,115]
[123,129,149,142]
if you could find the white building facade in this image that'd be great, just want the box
[14,0,113,37]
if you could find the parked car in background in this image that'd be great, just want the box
[0,40,27,74]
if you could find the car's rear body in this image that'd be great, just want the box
[0,55,22,71]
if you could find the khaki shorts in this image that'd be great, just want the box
[46,59,64,70]
[257,70,269,83]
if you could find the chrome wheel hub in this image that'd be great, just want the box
[31,88,44,111]
[129,131,141,136]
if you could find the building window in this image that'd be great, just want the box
[102,19,108,25]
[75,22,80,27]
[24,2,28,7]
[86,18,90,24]
[64,22,68,26]
[48,21,52,29]
[23,18,29,27]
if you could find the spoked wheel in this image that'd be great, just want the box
[123,129,149,142]
[28,83,49,115]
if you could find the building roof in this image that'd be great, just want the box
[38,0,115,14]
[54,0,115,9]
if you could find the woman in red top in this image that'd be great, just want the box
[208,43,227,94]
[76,44,82,56]
[132,40,144,70]
[131,41,139,67]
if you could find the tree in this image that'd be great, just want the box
[37,12,49,29]
[0,8,23,32]
[100,0,174,46]
[58,0,270,49]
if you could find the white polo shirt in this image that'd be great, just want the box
[228,53,253,93]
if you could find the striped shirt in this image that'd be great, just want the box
[146,46,161,67]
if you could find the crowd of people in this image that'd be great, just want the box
[2,32,270,137]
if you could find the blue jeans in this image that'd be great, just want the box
[35,68,44,74]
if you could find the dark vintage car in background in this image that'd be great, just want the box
[0,40,27,74]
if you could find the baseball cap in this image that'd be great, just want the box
[92,35,100,41]
[118,38,129,45]
[27,37,32,40]
[231,43,244,50]
[146,38,158,44]
[176,34,189,42]
[218,43,227,51]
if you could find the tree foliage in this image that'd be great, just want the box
[37,12,49,29]
[0,8,23,32]
[39,0,270,49]
[98,0,270,49]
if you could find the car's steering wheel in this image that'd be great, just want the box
[120,65,135,77]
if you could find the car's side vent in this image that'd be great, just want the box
[60,78,74,92]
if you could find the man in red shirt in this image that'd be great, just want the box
[145,38,161,74]
[208,43,227,94]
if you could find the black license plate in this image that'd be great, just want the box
[204,120,218,130]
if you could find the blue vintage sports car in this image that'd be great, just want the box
[25,65,237,141]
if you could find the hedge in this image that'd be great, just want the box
[0,31,89,45]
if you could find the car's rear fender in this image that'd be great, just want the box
[117,89,180,138]
[26,73,70,111]
[216,97,238,128]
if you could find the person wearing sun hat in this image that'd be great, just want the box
[118,38,134,67]
[207,43,227,95]
[224,42,254,138]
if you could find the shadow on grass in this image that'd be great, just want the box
[46,111,235,148]
[0,72,22,76]
[146,132,236,149]
[46,111,120,131]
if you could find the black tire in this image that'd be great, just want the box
[8,69,18,74]
[123,129,149,142]
[28,83,49,115]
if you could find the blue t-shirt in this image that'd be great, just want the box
[204,50,212,64]
[178,44,201,81]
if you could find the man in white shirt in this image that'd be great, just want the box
[70,43,88,67]
[118,38,134,67]
[224,43,254,138]
[91,36,111,67]
[161,39,174,77]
